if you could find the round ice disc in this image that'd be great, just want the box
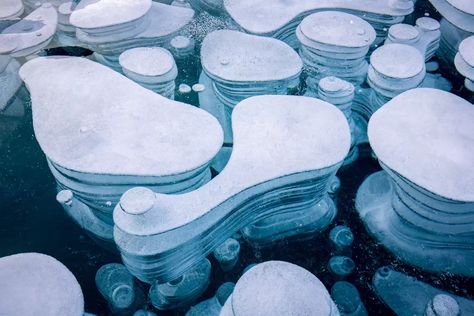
[458,36,474,67]
[231,261,335,316]
[0,253,84,316]
[368,88,474,202]
[119,47,176,77]
[370,43,424,79]
[298,11,376,49]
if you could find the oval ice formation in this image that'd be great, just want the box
[0,3,58,57]
[0,0,23,19]
[357,88,474,276]
[221,261,339,316]
[368,88,474,201]
[19,56,223,177]
[428,0,474,32]
[114,95,350,282]
[455,35,474,90]
[0,252,84,316]
[201,30,302,83]
[70,0,152,30]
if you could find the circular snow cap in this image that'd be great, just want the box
[0,253,84,315]
[231,261,336,316]
[416,17,440,32]
[370,43,424,79]
[119,47,176,77]
[368,88,474,202]
[120,187,156,215]
[388,24,420,42]
[298,11,376,48]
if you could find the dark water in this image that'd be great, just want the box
[1,1,473,315]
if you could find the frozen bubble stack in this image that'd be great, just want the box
[352,43,426,144]
[0,253,84,316]
[296,11,376,90]
[96,263,137,312]
[70,0,194,72]
[0,0,23,19]
[200,30,302,141]
[170,35,196,60]
[356,88,474,276]
[220,261,339,316]
[213,238,241,272]
[318,76,358,165]
[331,282,368,316]
[429,0,474,65]
[372,267,474,315]
[149,259,211,310]
[455,36,474,93]
[114,95,350,282]
[224,0,414,49]
[119,47,178,99]
[385,17,440,61]
[20,56,223,244]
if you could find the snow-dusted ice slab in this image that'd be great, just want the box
[428,0,474,32]
[114,95,350,282]
[0,4,58,57]
[201,30,302,83]
[369,88,474,201]
[373,267,474,316]
[221,261,339,316]
[224,0,414,35]
[19,56,223,177]
[455,36,474,91]
[0,0,23,20]
[0,253,84,316]
[70,0,152,29]
[357,88,474,276]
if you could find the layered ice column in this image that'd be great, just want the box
[356,88,474,276]
[0,253,84,316]
[223,0,414,49]
[69,0,194,72]
[19,56,223,244]
[429,0,474,66]
[454,36,474,95]
[114,95,350,282]
[352,43,426,145]
[199,30,302,143]
[220,261,339,316]
[119,47,178,99]
[296,11,376,91]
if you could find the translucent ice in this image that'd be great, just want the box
[95,263,137,310]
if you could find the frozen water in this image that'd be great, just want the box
[95,263,137,310]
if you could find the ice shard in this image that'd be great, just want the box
[220,261,339,316]
[356,88,474,276]
[0,252,84,316]
[20,56,223,243]
[114,95,350,282]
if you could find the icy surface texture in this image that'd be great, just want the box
[119,47,178,99]
[428,0,474,32]
[373,267,474,315]
[224,0,413,48]
[20,56,223,241]
[455,36,474,91]
[213,238,240,272]
[0,56,22,111]
[186,282,234,316]
[357,88,474,276]
[149,259,211,310]
[0,252,84,316]
[220,261,340,316]
[437,18,472,66]
[0,0,23,19]
[114,95,350,282]
[297,11,375,87]
[95,263,137,310]
[331,282,368,316]
[385,17,441,61]
[328,256,355,279]
[0,4,58,58]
